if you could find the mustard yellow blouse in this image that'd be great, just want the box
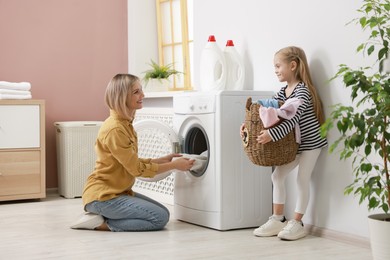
[82,110,159,206]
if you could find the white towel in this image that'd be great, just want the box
[174,151,208,173]
[0,93,32,100]
[0,81,31,91]
[182,153,208,172]
[0,89,31,96]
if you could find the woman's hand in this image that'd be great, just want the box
[152,153,182,164]
[256,130,272,144]
[154,154,194,173]
[173,158,195,171]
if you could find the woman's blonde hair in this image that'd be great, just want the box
[105,74,139,120]
[276,46,325,124]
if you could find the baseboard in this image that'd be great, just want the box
[306,224,370,249]
[46,188,59,196]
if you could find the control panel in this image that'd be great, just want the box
[173,94,215,114]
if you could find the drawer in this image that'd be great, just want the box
[0,105,40,149]
[0,150,42,196]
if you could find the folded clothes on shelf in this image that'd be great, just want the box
[0,81,31,91]
[0,93,32,100]
[0,81,32,99]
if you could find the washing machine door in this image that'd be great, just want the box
[133,119,179,182]
[180,122,210,177]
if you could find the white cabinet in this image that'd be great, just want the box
[0,100,46,201]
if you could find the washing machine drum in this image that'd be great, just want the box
[181,124,209,177]
[133,119,209,180]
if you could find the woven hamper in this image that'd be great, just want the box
[242,97,298,166]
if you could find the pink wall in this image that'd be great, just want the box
[0,0,128,188]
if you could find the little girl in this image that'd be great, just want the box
[246,46,327,240]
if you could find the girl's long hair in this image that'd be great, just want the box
[276,46,325,124]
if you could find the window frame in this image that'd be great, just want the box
[156,0,192,90]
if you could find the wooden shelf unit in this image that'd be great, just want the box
[0,100,46,201]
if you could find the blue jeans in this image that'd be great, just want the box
[85,193,170,232]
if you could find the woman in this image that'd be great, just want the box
[71,74,194,232]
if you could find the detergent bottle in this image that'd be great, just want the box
[199,35,227,91]
[224,40,245,90]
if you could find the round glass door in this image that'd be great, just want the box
[182,123,209,177]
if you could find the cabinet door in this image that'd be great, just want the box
[0,105,40,149]
[0,151,41,196]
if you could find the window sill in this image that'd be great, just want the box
[144,91,185,98]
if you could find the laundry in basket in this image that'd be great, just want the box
[241,97,298,166]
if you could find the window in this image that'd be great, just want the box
[156,0,193,90]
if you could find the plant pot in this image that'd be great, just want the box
[368,213,390,260]
[144,79,170,92]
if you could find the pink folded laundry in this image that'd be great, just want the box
[276,98,303,119]
[0,81,31,91]
[259,107,279,128]
[259,98,303,143]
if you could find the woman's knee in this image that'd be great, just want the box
[154,207,170,230]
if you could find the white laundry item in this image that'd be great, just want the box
[200,150,208,157]
[138,152,209,182]
[0,89,31,95]
[0,81,31,91]
[173,151,208,173]
[183,153,208,172]
[0,93,32,100]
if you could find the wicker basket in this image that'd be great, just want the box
[242,97,298,166]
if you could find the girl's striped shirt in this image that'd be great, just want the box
[267,82,327,153]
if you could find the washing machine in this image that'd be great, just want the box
[172,90,274,230]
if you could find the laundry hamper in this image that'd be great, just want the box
[54,121,103,198]
[242,97,298,166]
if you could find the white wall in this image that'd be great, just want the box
[129,0,379,239]
[128,0,158,77]
[194,0,381,239]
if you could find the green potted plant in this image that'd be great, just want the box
[142,59,182,92]
[320,1,390,259]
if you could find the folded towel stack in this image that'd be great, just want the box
[0,81,32,100]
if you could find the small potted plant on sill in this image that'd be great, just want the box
[142,59,182,92]
[320,1,390,259]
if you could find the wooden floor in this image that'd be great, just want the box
[0,193,373,260]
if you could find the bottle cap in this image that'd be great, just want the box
[208,35,216,42]
[226,40,234,46]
